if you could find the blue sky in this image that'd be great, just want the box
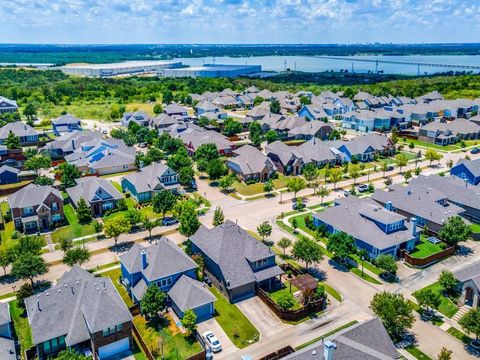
[1,0,479,44]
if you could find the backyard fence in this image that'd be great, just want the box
[259,346,296,360]
[132,323,155,360]
[402,246,455,268]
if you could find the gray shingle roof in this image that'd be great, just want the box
[44,130,103,154]
[8,184,62,209]
[164,103,187,115]
[454,158,480,178]
[227,145,275,176]
[52,113,81,126]
[66,177,123,206]
[122,163,177,194]
[0,121,37,140]
[168,275,216,312]
[454,261,480,289]
[0,338,15,360]
[0,303,11,326]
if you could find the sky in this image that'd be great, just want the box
[1,0,479,44]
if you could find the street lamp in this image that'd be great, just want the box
[361,256,365,278]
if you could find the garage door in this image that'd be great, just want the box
[98,337,130,359]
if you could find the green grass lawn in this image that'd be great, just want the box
[267,280,302,310]
[103,197,158,222]
[409,236,445,259]
[412,282,458,318]
[288,214,316,236]
[446,326,472,345]
[232,174,290,196]
[320,282,342,302]
[209,287,259,348]
[0,180,31,190]
[471,223,480,234]
[100,268,134,308]
[99,170,138,178]
[400,139,460,151]
[10,300,33,353]
[51,203,98,243]
[405,346,433,360]
[0,202,15,250]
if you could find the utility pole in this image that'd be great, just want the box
[284,58,287,71]
[417,63,421,76]
[375,59,379,74]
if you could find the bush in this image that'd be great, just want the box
[117,199,128,211]
[94,221,103,233]
[276,291,296,310]
[245,178,259,185]
[17,283,33,309]
[315,284,325,299]
[3,211,11,222]
[11,231,19,240]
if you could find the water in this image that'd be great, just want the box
[173,55,480,75]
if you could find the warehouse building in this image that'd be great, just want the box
[60,60,183,77]
[158,64,262,78]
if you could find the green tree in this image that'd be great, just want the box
[395,153,408,173]
[318,186,330,205]
[414,288,441,315]
[12,253,48,287]
[34,175,54,186]
[446,159,454,169]
[152,190,177,219]
[375,254,398,276]
[249,121,263,147]
[276,291,296,310]
[292,237,324,270]
[4,130,20,149]
[369,291,415,340]
[270,99,281,114]
[143,218,156,240]
[438,270,458,295]
[278,237,292,256]
[253,96,264,106]
[207,158,227,180]
[0,249,11,275]
[141,284,166,319]
[348,163,361,184]
[257,221,272,242]
[459,308,480,345]
[437,347,452,360]
[125,209,143,227]
[55,349,88,360]
[425,149,443,166]
[302,163,319,194]
[25,154,51,174]
[58,162,81,188]
[264,130,277,143]
[329,168,343,189]
[167,147,192,172]
[178,166,195,187]
[16,283,33,309]
[182,309,197,335]
[380,161,389,178]
[59,237,73,253]
[162,90,173,104]
[222,118,243,136]
[104,217,131,246]
[439,216,471,246]
[287,177,306,199]
[299,96,311,105]
[23,103,37,119]
[213,207,224,226]
[63,247,90,267]
[76,197,92,224]
[178,202,200,237]
[263,179,274,196]
[326,232,356,262]
[403,169,412,183]
[218,174,235,192]
[194,143,218,162]
[153,103,163,115]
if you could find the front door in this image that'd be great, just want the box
[41,218,48,229]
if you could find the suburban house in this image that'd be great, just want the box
[121,163,181,202]
[0,122,39,145]
[372,184,465,234]
[450,158,480,185]
[283,318,400,360]
[194,100,221,116]
[265,141,304,175]
[51,114,82,136]
[9,184,64,232]
[0,96,18,114]
[0,146,26,168]
[64,138,136,176]
[0,165,19,185]
[164,104,189,120]
[313,197,419,259]
[151,114,183,130]
[297,138,344,167]
[190,220,283,303]
[287,121,334,141]
[336,134,395,162]
[0,303,16,360]
[175,126,234,156]
[66,177,123,217]
[297,104,329,121]
[226,145,276,182]
[25,266,133,360]
[455,261,480,309]
[418,119,480,146]
[121,111,151,127]
[44,130,104,158]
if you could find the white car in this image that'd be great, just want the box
[203,330,222,352]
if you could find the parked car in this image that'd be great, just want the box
[190,180,198,190]
[162,217,178,226]
[357,184,368,193]
[471,147,480,154]
[343,190,350,197]
[203,331,222,352]
[387,165,394,171]
[102,129,108,134]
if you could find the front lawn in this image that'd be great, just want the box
[400,139,459,151]
[209,287,259,348]
[51,203,98,243]
[446,326,472,345]
[103,197,158,222]
[412,282,458,318]
[0,202,15,250]
[288,214,316,237]
[470,223,480,234]
[232,174,290,196]
[10,300,33,353]
[100,268,134,308]
[405,346,433,360]
[409,236,445,259]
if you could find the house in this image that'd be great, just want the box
[418,119,480,146]
[9,184,64,232]
[194,100,221,116]
[417,91,444,104]
[287,121,334,141]
[164,104,188,120]
[226,145,276,182]
[121,163,181,202]
[51,114,82,136]
[176,127,234,156]
[168,275,216,322]
[297,138,344,167]
[455,261,480,309]
[353,92,383,109]
[372,183,465,234]
[0,165,19,185]
[44,130,104,158]
[66,177,123,217]
[0,303,16,360]
[119,238,198,303]
[25,266,133,360]
[336,134,395,162]
[342,109,393,132]
[150,114,183,130]
[64,138,136,176]
[0,122,39,145]
[265,141,304,175]
[190,220,283,303]
[283,318,400,360]
[297,104,329,121]
[0,97,17,114]
[450,158,480,185]
[313,197,419,259]
[121,111,151,127]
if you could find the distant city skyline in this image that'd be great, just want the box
[1,0,479,44]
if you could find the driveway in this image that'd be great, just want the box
[197,317,237,359]
[236,296,290,338]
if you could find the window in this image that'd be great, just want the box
[23,207,34,215]
[160,277,172,287]
[52,214,62,222]
[103,325,123,337]
[51,202,58,211]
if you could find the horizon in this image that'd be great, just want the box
[2,42,480,46]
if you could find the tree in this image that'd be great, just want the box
[222,118,243,136]
[264,130,277,143]
[291,218,298,233]
[153,103,163,115]
[318,186,330,204]
[257,221,272,242]
[143,218,156,240]
[63,247,91,267]
[292,237,323,270]
[178,166,195,187]
[380,161,389,178]
[141,284,166,319]
[329,168,343,190]
[395,153,408,173]
[425,149,442,166]
[213,207,224,226]
[300,95,311,106]
[152,190,177,219]
[375,254,397,276]
[446,159,454,169]
[194,143,218,162]
[25,154,51,174]
[0,249,11,275]
[369,291,415,340]
[287,177,306,199]
[348,163,360,184]
[249,121,263,147]
[278,237,292,255]
[414,288,441,316]
[303,163,319,194]
[104,217,131,246]
[439,216,471,246]
[162,90,173,104]
[182,309,197,335]
[263,179,274,196]
[459,308,480,345]
[438,270,458,295]
[76,197,92,224]
[403,169,412,183]
[55,349,88,360]
[167,147,192,172]
[58,162,81,188]
[178,202,200,237]
[34,175,54,186]
[4,131,20,149]
[23,103,37,119]
[276,291,296,310]
[270,99,281,114]
[207,158,227,180]
[59,237,73,253]
[437,347,452,360]
[16,283,33,309]
[326,232,356,262]
[12,253,48,287]
[218,174,235,192]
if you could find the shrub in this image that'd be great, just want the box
[17,283,33,309]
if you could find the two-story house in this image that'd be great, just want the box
[66,177,123,217]
[450,158,480,185]
[121,163,181,202]
[190,220,283,303]
[313,197,419,259]
[25,266,133,360]
[0,122,39,145]
[51,114,82,136]
[9,184,64,232]
[0,96,18,114]
[121,111,151,128]
[0,303,16,360]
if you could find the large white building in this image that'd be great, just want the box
[158,64,262,78]
[60,60,183,77]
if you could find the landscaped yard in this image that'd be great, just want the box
[400,139,460,151]
[288,213,316,237]
[209,287,259,348]
[103,197,158,222]
[412,282,458,318]
[232,174,290,196]
[10,300,33,354]
[267,280,302,310]
[100,268,134,308]
[51,203,99,243]
[409,236,445,259]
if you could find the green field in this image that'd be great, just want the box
[51,203,98,243]
[400,140,459,151]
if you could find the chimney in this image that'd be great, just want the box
[324,340,336,360]
[411,217,418,236]
[141,250,148,270]
[386,201,392,211]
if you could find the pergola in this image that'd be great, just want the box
[290,273,318,300]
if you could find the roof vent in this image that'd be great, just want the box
[311,350,317,355]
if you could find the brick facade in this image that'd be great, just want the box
[90,321,133,359]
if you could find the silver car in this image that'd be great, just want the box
[203,330,222,352]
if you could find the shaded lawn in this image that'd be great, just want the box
[412,282,458,318]
[267,280,302,310]
[405,346,433,360]
[209,287,259,348]
[446,326,472,345]
[232,174,290,196]
[100,268,134,308]
[10,300,33,353]
[51,203,98,243]
[409,235,445,259]
[0,202,15,250]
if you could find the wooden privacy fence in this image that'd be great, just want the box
[402,246,455,268]
[259,346,295,360]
